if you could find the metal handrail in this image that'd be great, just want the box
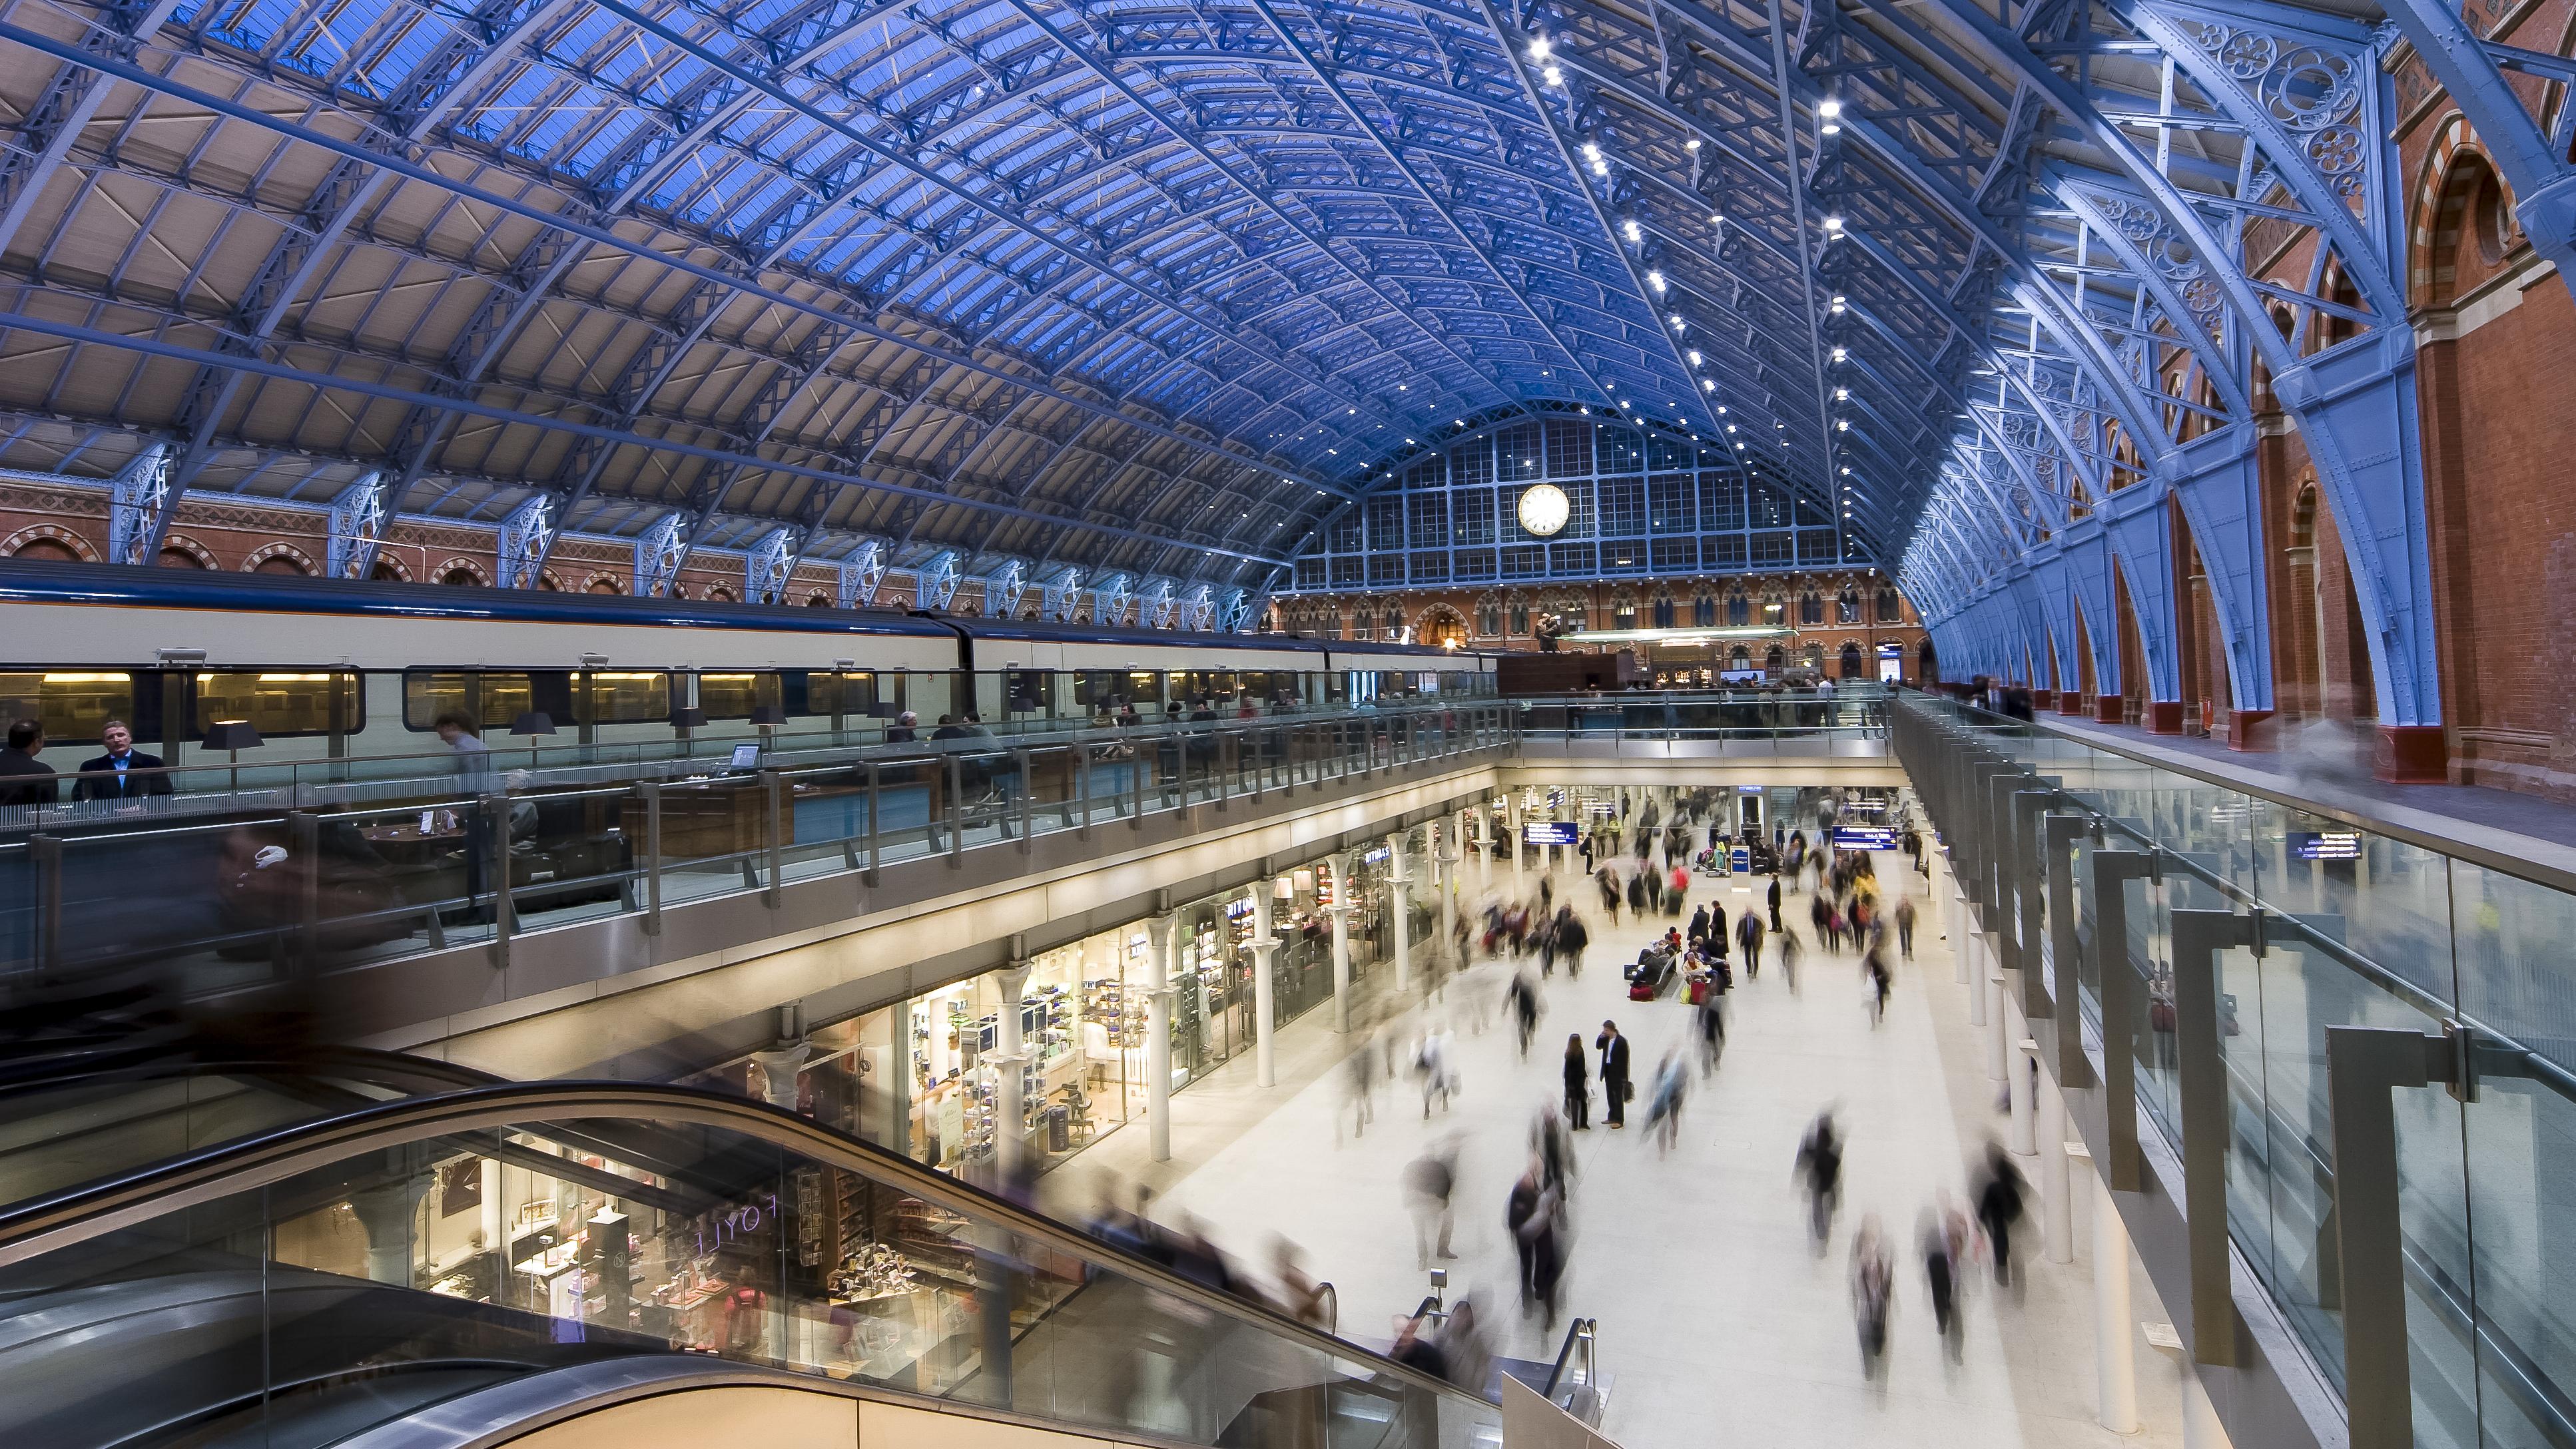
[0,1078,1480,1407]
[1898,697,2576,1107]
[1541,1316,1598,1404]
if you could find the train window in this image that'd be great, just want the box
[0,672,135,744]
[697,672,782,721]
[193,672,361,738]
[575,672,671,724]
[805,671,876,717]
[403,671,533,732]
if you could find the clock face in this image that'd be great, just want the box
[1517,483,1571,537]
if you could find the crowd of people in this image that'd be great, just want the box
[1070,784,2046,1409]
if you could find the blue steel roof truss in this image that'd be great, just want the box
[0,0,2482,671]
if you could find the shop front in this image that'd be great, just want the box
[683,834,1430,1183]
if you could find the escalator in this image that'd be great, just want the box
[0,1077,1502,1449]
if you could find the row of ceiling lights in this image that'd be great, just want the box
[1535,36,1873,527]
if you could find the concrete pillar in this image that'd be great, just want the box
[751,1003,810,1111]
[2009,1030,2037,1155]
[1328,858,1355,1034]
[1987,973,2009,1080]
[1437,826,1460,996]
[1249,882,1278,1089]
[751,1041,810,1110]
[2041,1063,2073,1263]
[2178,1356,2230,1449]
[351,1181,416,1287]
[1145,914,1175,1163]
[2083,1151,2140,1434]
[1967,939,1989,1025]
[1947,875,1968,988]
[1389,834,1415,994]
[1508,794,1525,898]
[994,961,1032,1182]
[1476,804,1494,887]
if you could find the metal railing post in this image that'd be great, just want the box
[864,762,883,883]
[290,809,320,970]
[639,781,663,936]
[1075,744,1093,838]
[483,792,514,971]
[2326,1024,2461,1449]
[946,753,966,867]
[29,833,61,972]
[761,768,784,906]
[2168,906,2258,1367]
[1013,749,1033,850]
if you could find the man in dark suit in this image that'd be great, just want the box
[1595,1019,1632,1129]
[0,719,57,808]
[74,719,172,802]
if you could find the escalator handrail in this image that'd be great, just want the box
[0,1077,1474,1405]
[0,1042,505,1105]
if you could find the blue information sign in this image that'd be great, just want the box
[2289,830,2361,862]
[1831,826,1899,852]
[1730,846,1751,873]
[1523,821,1579,846]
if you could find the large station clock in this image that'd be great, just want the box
[1516,483,1571,537]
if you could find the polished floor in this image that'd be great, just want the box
[1045,850,2190,1447]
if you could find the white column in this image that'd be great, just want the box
[1436,826,1460,996]
[1145,915,1175,1163]
[1389,834,1415,994]
[1986,974,2009,1080]
[1508,794,1526,898]
[2041,1063,2073,1263]
[1967,937,1990,1025]
[2009,1031,2037,1155]
[2079,1145,2139,1434]
[994,962,1033,1181]
[2179,1357,2230,1449]
[1328,858,1355,1034]
[1249,880,1279,1087]
[1476,804,1494,887]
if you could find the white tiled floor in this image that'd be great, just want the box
[1044,852,2190,1448]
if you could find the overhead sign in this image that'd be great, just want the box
[2289,830,2362,862]
[1831,826,1899,852]
[1524,821,1579,846]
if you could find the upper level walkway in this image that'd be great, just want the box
[2024,711,2576,888]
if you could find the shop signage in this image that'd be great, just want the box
[1524,821,1579,845]
[1831,826,1899,852]
[692,1190,783,1258]
[1731,846,1751,873]
[2290,830,2362,861]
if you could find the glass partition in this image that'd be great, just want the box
[0,1091,1492,1448]
[1895,694,2576,1449]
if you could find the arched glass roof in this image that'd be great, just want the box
[0,0,2530,674]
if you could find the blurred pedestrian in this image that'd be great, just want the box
[1404,1141,1458,1269]
[1693,976,1726,1077]
[1644,1050,1688,1155]
[1851,1213,1894,1376]
[1795,1109,1843,1248]
[1921,1195,1965,1358]
[1342,1035,1379,1141]
[1508,970,1541,1058]
[1975,1144,2028,1286]
[1779,927,1805,994]
[1894,894,1917,960]
[1554,907,1588,979]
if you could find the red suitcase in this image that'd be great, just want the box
[1629,979,1657,1002]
